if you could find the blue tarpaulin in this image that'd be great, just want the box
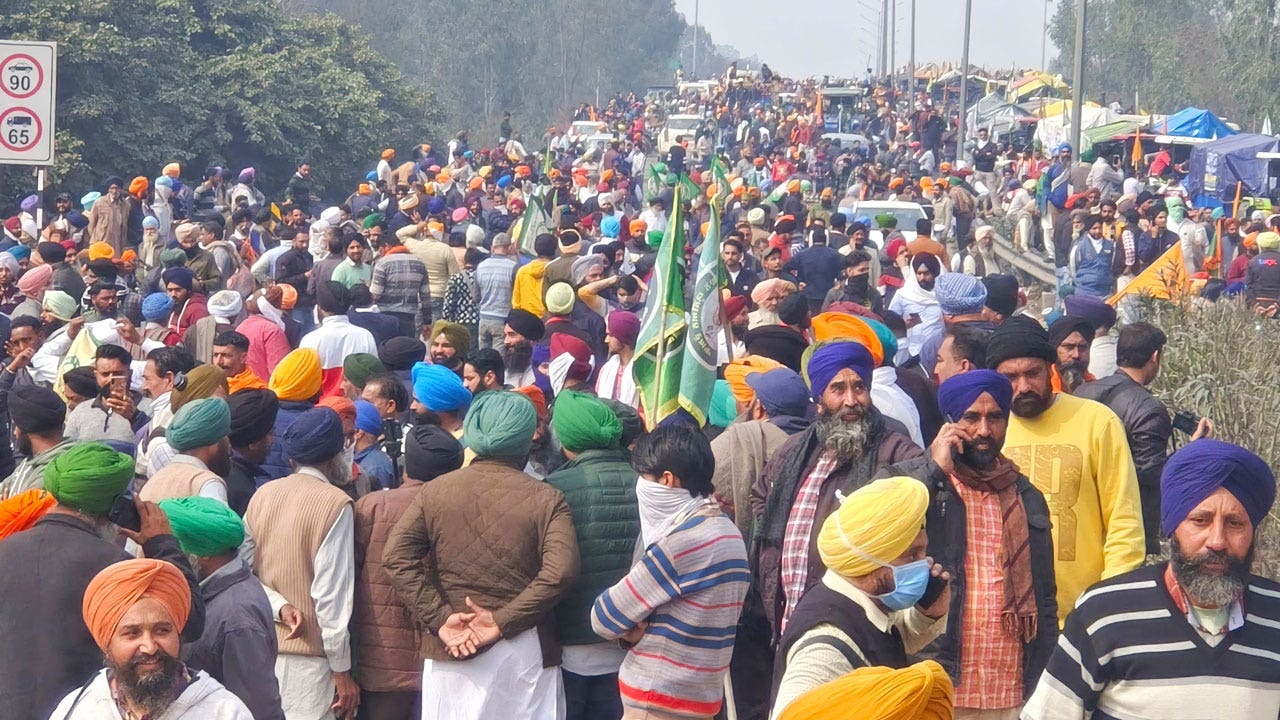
[1186,133,1279,207]
[1157,107,1236,140]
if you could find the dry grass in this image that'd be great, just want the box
[1132,297,1280,578]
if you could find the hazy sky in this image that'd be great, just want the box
[671,0,1058,79]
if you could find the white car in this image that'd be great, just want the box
[842,201,928,249]
[567,120,607,142]
[657,114,704,155]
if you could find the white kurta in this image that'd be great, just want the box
[420,628,564,720]
[594,355,638,409]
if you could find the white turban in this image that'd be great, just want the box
[207,290,244,321]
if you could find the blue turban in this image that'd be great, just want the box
[411,362,472,413]
[167,398,231,451]
[426,197,446,216]
[354,399,382,435]
[67,210,89,230]
[862,318,898,366]
[161,267,195,292]
[282,407,345,465]
[803,341,874,402]
[496,174,512,189]
[6,245,30,261]
[601,215,621,238]
[937,369,1012,422]
[142,215,160,230]
[365,170,378,181]
[155,175,174,189]
[142,292,174,322]
[20,194,38,215]
[934,272,988,315]
[1161,439,1276,536]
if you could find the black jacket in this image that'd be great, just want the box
[727,266,760,299]
[1075,372,1170,553]
[0,514,204,719]
[876,455,1058,701]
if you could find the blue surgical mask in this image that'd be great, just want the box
[873,559,931,611]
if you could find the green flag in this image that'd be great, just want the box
[678,200,724,426]
[515,186,553,257]
[633,186,688,428]
[711,156,731,208]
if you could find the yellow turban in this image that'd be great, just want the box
[723,355,784,406]
[779,660,954,720]
[810,312,883,366]
[88,241,115,262]
[817,476,928,578]
[269,348,323,402]
[1258,231,1280,251]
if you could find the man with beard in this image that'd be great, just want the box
[246,407,360,720]
[751,341,924,645]
[175,221,223,294]
[162,266,210,340]
[138,398,234,506]
[428,319,471,375]
[0,443,204,719]
[159,497,285,719]
[82,281,119,323]
[52,558,251,718]
[503,309,544,388]
[888,253,943,359]
[880,370,1059,716]
[1024,440,1280,720]
[989,316,1144,622]
[410,362,473,455]
[1047,315,1095,394]
[462,349,505,395]
[822,250,883,315]
[1,384,72,498]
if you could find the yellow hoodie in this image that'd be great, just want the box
[512,257,549,318]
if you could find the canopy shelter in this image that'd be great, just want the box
[1186,133,1280,208]
[1006,71,1069,102]
[1155,107,1235,140]
[966,93,1034,138]
[1081,120,1147,156]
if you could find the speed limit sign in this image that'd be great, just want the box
[0,41,56,165]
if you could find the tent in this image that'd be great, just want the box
[1081,120,1146,155]
[1155,107,1235,140]
[1186,133,1280,207]
[965,93,1033,138]
[1006,71,1069,102]
[1033,105,1120,151]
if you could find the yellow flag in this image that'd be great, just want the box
[1108,242,1187,305]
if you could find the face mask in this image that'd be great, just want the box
[846,274,869,293]
[634,476,709,547]
[832,494,929,611]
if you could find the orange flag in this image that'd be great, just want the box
[1108,242,1187,305]
[1131,129,1143,172]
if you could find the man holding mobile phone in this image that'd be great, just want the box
[64,344,146,445]
[879,370,1059,717]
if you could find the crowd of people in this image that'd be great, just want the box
[0,63,1276,720]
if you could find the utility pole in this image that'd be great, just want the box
[908,0,916,116]
[1069,0,1086,156]
[1041,0,1049,69]
[881,0,890,77]
[956,0,973,164]
[692,0,699,79]
[889,0,896,94]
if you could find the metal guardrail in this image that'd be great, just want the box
[987,215,1057,287]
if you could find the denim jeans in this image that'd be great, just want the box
[562,670,622,720]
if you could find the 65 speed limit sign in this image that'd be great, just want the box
[0,41,56,165]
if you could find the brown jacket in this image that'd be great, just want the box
[382,459,580,667]
[352,480,425,692]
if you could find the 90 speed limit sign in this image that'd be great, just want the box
[0,41,57,165]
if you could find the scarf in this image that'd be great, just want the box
[256,294,285,330]
[635,478,717,547]
[950,457,1037,642]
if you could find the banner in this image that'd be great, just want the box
[633,186,688,428]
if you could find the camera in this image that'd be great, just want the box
[1172,410,1201,435]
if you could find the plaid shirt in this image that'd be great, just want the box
[369,249,429,316]
[780,450,839,631]
[951,476,1022,710]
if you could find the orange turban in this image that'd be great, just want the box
[88,241,115,262]
[318,395,357,426]
[436,171,451,184]
[939,161,953,174]
[723,355,784,406]
[778,660,954,720]
[162,163,181,179]
[513,384,547,422]
[380,148,395,160]
[278,283,298,311]
[120,249,138,264]
[889,177,905,190]
[787,179,801,193]
[128,176,149,198]
[82,559,191,652]
[629,219,647,236]
[0,489,55,540]
[1244,232,1259,250]
[269,348,323,402]
[468,177,484,191]
[811,312,884,366]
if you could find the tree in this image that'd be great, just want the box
[0,0,435,206]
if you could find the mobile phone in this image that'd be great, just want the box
[106,494,142,532]
[1172,410,1201,435]
[918,573,948,608]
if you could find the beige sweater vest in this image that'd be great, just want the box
[244,473,351,658]
[138,461,223,503]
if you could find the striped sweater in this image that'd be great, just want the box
[591,508,750,718]
[1023,563,1280,720]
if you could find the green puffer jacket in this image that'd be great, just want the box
[545,448,640,646]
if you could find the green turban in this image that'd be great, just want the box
[709,379,738,428]
[646,230,664,248]
[167,398,231,452]
[361,212,385,230]
[463,390,537,460]
[44,443,135,515]
[343,353,385,390]
[159,248,187,269]
[551,390,622,453]
[159,496,244,557]
[874,213,898,229]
